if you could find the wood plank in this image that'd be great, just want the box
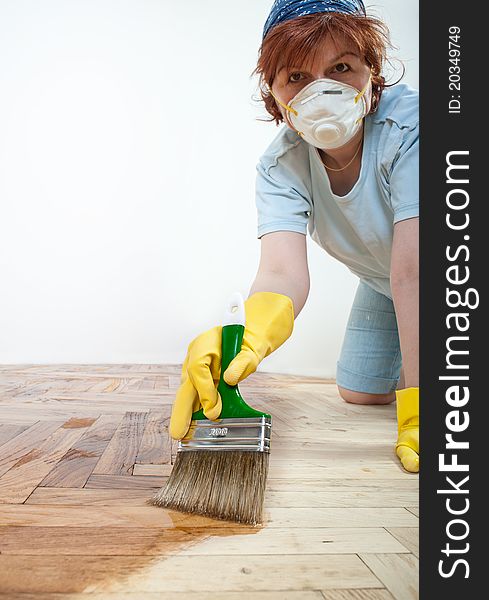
[265,489,419,508]
[0,526,408,556]
[0,505,417,532]
[85,474,166,489]
[133,464,173,476]
[0,406,105,423]
[386,528,419,558]
[82,474,418,493]
[0,397,166,412]
[320,591,394,599]
[135,408,171,465]
[269,445,397,460]
[271,425,400,441]
[0,421,94,503]
[406,507,419,517]
[141,462,413,480]
[38,415,123,487]
[0,364,179,377]
[92,412,149,476]
[0,593,326,600]
[26,487,151,506]
[0,424,31,447]
[0,554,381,593]
[0,421,64,478]
[176,528,407,556]
[266,479,419,492]
[359,554,419,600]
[25,486,418,510]
[43,391,174,405]
[264,508,417,528]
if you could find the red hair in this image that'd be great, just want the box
[251,12,396,125]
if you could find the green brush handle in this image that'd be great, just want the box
[192,301,271,421]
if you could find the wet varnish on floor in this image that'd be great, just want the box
[0,364,419,599]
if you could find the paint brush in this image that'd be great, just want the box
[150,292,271,525]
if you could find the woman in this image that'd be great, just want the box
[169,0,419,473]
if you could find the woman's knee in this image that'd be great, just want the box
[337,385,396,405]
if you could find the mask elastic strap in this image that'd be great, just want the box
[354,74,372,124]
[354,74,371,104]
[266,86,299,117]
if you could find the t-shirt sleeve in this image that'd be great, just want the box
[255,159,312,239]
[389,123,419,224]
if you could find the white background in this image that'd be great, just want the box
[0,0,418,376]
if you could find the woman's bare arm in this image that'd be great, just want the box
[390,217,419,388]
[249,231,310,318]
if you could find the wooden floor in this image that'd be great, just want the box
[0,365,419,599]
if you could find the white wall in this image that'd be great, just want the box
[0,0,418,376]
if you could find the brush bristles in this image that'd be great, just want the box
[149,450,269,525]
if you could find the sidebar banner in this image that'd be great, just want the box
[421,2,483,597]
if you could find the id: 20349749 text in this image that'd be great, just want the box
[448,26,461,114]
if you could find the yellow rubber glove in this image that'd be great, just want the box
[169,292,294,439]
[395,386,419,473]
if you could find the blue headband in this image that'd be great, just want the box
[263,0,367,40]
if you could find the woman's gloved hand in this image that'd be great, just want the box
[169,292,294,439]
[395,387,419,473]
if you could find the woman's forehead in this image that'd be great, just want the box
[277,37,362,74]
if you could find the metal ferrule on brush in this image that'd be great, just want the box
[178,416,271,452]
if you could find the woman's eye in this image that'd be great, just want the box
[288,72,303,83]
[333,63,350,74]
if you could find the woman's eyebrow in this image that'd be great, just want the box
[277,51,360,74]
[328,51,360,64]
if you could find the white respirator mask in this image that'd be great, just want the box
[270,76,371,150]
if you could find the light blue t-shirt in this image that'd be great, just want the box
[255,83,419,299]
